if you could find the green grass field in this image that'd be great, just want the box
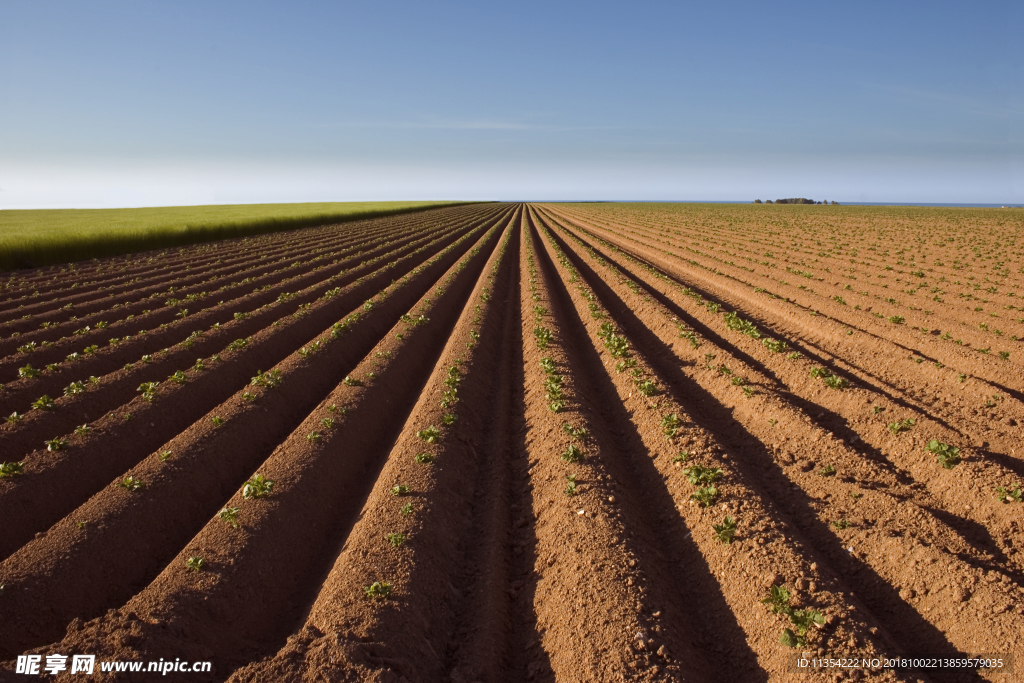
[0,201,476,272]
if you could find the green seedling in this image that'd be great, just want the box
[47,364,59,371]
[539,357,556,374]
[730,376,746,386]
[888,315,905,324]
[211,416,225,427]
[561,444,584,463]
[219,507,240,528]
[417,425,441,443]
[138,381,159,402]
[364,581,392,599]
[562,423,588,440]
[761,584,791,614]
[169,370,187,384]
[391,484,411,496]
[781,609,826,648]
[635,379,658,396]
[564,474,578,496]
[995,484,1022,503]
[159,450,172,462]
[185,556,205,572]
[787,352,802,360]
[251,369,283,389]
[819,464,836,477]
[387,532,406,547]
[872,406,885,415]
[442,413,457,425]
[400,502,413,516]
[713,516,738,544]
[0,462,24,478]
[243,474,274,499]
[18,364,40,379]
[887,418,915,435]
[690,485,719,507]
[342,375,362,387]
[661,413,681,439]
[227,338,248,351]
[118,476,144,492]
[6,412,23,424]
[832,519,851,529]
[415,452,435,464]
[74,424,90,436]
[716,364,732,376]
[683,465,723,485]
[926,440,960,469]
[306,431,321,442]
[672,451,691,464]
[242,392,257,402]
[32,395,55,410]
[534,326,554,349]
[64,380,86,397]
[141,354,152,363]
[194,358,205,371]
[320,417,335,429]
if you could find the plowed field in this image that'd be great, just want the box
[1,203,1021,682]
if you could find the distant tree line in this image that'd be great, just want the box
[752,198,840,205]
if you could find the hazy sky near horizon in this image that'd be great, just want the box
[2,0,1021,208]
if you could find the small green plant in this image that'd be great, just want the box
[534,326,554,349]
[672,450,690,464]
[787,352,803,360]
[562,423,588,439]
[564,474,578,496]
[159,450,172,462]
[0,461,24,478]
[386,532,406,547]
[18,364,40,379]
[832,519,851,529]
[6,412,23,424]
[243,474,274,499]
[442,413,457,425]
[32,395,55,410]
[539,357,556,374]
[415,452,435,464]
[761,584,791,614]
[320,417,335,429]
[138,381,159,401]
[219,507,241,528]
[872,405,885,415]
[364,581,392,599]
[661,413,682,439]
[690,485,719,507]
[227,338,248,351]
[635,379,658,396]
[64,380,86,397]
[417,425,441,443]
[251,369,282,389]
[683,465,723,485]
[819,464,836,477]
[185,556,205,572]
[306,431,321,442]
[712,516,737,544]
[343,375,361,387]
[730,375,746,386]
[888,315,905,324]
[562,444,584,463]
[391,484,411,496]
[400,502,413,516]
[118,475,144,492]
[995,483,1022,503]
[926,440,960,469]
[887,418,915,435]
[211,416,226,427]
[44,437,68,452]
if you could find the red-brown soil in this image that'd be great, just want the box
[1,203,1021,682]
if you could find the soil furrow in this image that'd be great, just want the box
[0,219,495,561]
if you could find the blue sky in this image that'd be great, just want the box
[1,0,1021,207]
